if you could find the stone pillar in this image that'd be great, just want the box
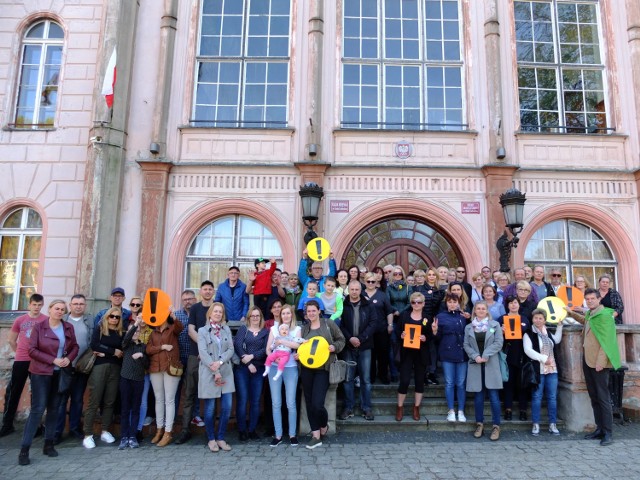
[136,160,172,294]
[484,0,505,161]
[481,165,518,271]
[306,0,324,159]
[76,0,140,313]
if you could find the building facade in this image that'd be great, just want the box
[1,0,640,323]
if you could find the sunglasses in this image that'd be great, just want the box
[130,303,141,307]
[411,300,424,304]
[393,272,403,276]
[456,270,465,273]
[366,280,377,284]
[108,315,121,320]
[551,274,562,277]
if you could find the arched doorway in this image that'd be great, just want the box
[341,218,463,272]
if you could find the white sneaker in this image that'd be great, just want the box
[191,416,205,427]
[549,423,560,435]
[83,435,96,449]
[531,423,540,436]
[143,416,153,426]
[447,410,456,422]
[354,376,360,388]
[457,411,466,422]
[100,431,115,443]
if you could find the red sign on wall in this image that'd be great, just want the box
[461,202,480,214]
[330,200,350,213]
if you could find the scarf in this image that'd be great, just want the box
[209,322,222,338]
[586,307,621,369]
[471,317,488,333]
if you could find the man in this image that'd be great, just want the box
[524,265,533,282]
[173,289,197,427]
[93,287,131,326]
[574,289,621,446]
[55,294,92,443]
[176,281,214,444]
[266,268,286,316]
[481,266,494,286]
[529,265,555,300]
[454,266,473,301]
[502,268,539,305]
[215,266,249,324]
[549,268,564,294]
[339,280,377,421]
[0,294,47,437]
[297,249,336,293]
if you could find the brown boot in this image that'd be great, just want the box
[490,425,500,441]
[395,406,403,422]
[474,423,484,438]
[412,405,420,421]
[157,431,173,447]
[151,428,164,444]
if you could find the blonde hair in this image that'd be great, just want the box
[206,302,227,325]
[409,291,425,304]
[472,300,492,320]
[280,304,297,329]
[100,307,124,336]
[48,299,68,314]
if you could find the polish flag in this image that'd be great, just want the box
[101,48,117,108]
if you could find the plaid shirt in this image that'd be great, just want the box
[174,308,191,361]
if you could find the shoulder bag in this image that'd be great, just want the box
[326,320,348,384]
[166,351,184,377]
[75,348,96,375]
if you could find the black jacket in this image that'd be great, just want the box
[340,296,377,351]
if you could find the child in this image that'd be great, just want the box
[297,281,325,321]
[248,257,276,317]
[285,273,302,307]
[119,315,149,449]
[317,276,343,326]
[263,323,306,380]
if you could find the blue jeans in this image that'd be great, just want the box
[120,377,144,438]
[137,374,151,431]
[22,373,63,448]
[442,361,467,411]
[234,365,265,433]
[268,365,298,438]
[203,394,232,441]
[474,387,501,425]
[342,348,372,412]
[55,371,89,435]
[531,372,558,424]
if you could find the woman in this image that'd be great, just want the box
[515,281,536,322]
[432,293,467,423]
[446,268,457,284]
[363,272,394,384]
[571,275,590,314]
[145,311,183,447]
[83,307,125,449]
[598,274,624,324]
[437,265,449,289]
[18,300,79,466]
[416,268,444,385]
[234,306,269,441]
[198,302,235,452]
[126,297,152,441]
[470,273,485,304]
[443,282,472,320]
[335,268,350,297]
[396,292,432,422]
[482,284,505,321]
[118,315,148,449]
[495,273,511,305]
[523,308,563,436]
[372,266,388,292]
[498,295,531,421]
[267,304,302,446]
[298,300,345,449]
[463,301,503,441]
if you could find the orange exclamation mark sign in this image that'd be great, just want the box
[149,290,158,325]
[315,239,323,260]
[307,338,319,365]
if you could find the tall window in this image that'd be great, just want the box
[515,1,608,133]
[185,215,282,290]
[342,0,464,130]
[524,219,616,287]
[193,0,291,128]
[14,20,64,128]
[0,208,43,310]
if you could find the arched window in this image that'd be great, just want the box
[14,19,64,128]
[0,207,43,310]
[184,215,283,289]
[524,219,617,287]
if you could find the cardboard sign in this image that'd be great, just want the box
[403,324,421,349]
[503,314,523,340]
[297,336,330,368]
[142,288,172,326]
[537,297,567,325]
[557,286,584,310]
[306,237,331,262]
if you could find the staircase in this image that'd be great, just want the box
[336,382,562,433]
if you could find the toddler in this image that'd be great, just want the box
[263,323,305,380]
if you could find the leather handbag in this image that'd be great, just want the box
[75,348,96,375]
[57,366,75,394]
[521,360,539,388]
[166,351,184,377]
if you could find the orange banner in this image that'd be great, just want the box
[403,324,421,349]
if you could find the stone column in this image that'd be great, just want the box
[136,160,172,294]
[481,165,518,271]
[306,0,324,159]
[76,0,139,313]
[484,0,505,161]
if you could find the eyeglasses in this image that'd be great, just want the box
[250,314,261,319]
[456,270,465,273]
[108,315,121,319]
[551,274,562,277]
[411,300,424,304]
[366,280,377,284]
[130,303,141,307]
[517,288,531,293]
[182,297,196,302]
[70,303,85,306]
[393,272,402,276]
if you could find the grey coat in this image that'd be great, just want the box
[197,324,235,398]
[463,320,504,392]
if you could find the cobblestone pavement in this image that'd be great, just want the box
[1,422,639,479]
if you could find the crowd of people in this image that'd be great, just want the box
[0,253,624,465]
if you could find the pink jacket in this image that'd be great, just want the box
[28,320,79,375]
